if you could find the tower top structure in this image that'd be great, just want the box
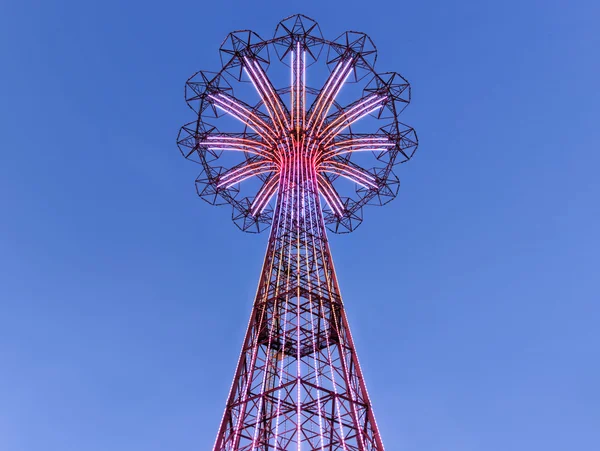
[178,13,418,234]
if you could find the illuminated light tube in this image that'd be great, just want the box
[324,94,382,130]
[221,167,275,189]
[314,62,354,127]
[254,185,277,216]
[321,163,378,189]
[300,160,326,450]
[212,93,272,131]
[210,102,275,146]
[320,146,393,161]
[333,103,385,137]
[320,140,394,159]
[321,102,385,148]
[294,42,300,130]
[306,58,346,126]
[315,59,352,129]
[314,61,354,132]
[211,99,266,133]
[206,135,268,146]
[209,95,277,146]
[217,162,276,188]
[321,94,382,137]
[220,163,275,184]
[318,177,344,217]
[251,176,279,215]
[328,162,377,185]
[243,66,279,130]
[290,50,294,129]
[303,50,306,128]
[205,144,273,160]
[203,142,267,152]
[329,137,392,147]
[204,136,278,161]
[327,140,394,151]
[243,59,289,133]
[321,190,343,218]
[220,161,268,181]
[206,146,269,159]
[252,60,290,129]
[323,182,345,215]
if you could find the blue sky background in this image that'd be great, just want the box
[1,0,599,450]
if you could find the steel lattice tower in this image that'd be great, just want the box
[178,14,418,450]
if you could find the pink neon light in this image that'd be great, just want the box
[327,137,392,148]
[309,59,353,131]
[253,60,290,129]
[321,102,385,148]
[243,57,289,133]
[305,190,350,449]
[243,66,281,131]
[324,95,382,131]
[296,42,300,132]
[209,94,277,146]
[320,138,394,160]
[295,141,302,451]
[323,182,345,215]
[299,147,326,450]
[220,160,268,181]
[318,178,344,217]
[207,135,267,145]
[290,49,294,133]
[214,93,271,131]
[210,102,275,147]
[328,141,394,151]
[251,175,279,215]
[306,58,345,127]
[303,50,306,128]
[321,162,377,189]
[314,61,354,135]
[321,94,383,137]
[324,160,376,182]
[272,154,296,451]
[218,162,276,188]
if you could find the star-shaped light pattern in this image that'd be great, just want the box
[178,15,418,234]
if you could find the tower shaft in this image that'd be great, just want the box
[214,151,384,450]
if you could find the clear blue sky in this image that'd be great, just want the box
[1,0,598,450]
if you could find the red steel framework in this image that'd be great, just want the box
[178,14,418,450]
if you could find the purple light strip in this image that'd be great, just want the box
[273,152,296,451]
[300,152,326,449]
[309,193,349,449]
[251,175,279,216]
[209,94,277,146]
[318,175,344,217]
[320,161,377,189]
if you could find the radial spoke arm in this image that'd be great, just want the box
[319,159,378,190]
[199,134,274,160]
[319,94,386,147]
[243,57,290,133]
[290,42,306,135]
[208,92,278,146]
[250,173,280,216]
[307,57,355,135]
[317,173,345,217]
[217,159,277,189]
[320,135,395,161]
